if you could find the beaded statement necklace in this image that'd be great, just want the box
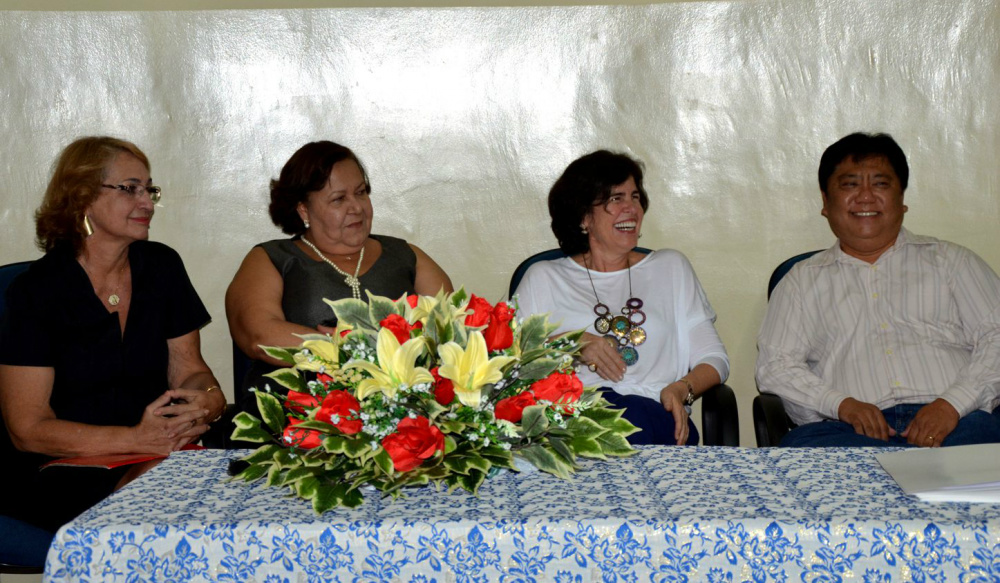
[301,236,366,300]
[584,254,647,366]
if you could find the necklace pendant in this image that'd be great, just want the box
[594,315,611,334]
[619,345,639,366]
[610,315,631,337]
[108,294,120,306]
[628,326,647,346]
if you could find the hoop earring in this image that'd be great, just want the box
[82,215,94,237]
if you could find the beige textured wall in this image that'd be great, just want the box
[2,0,998,447]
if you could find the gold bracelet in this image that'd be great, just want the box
[204,385,224,422]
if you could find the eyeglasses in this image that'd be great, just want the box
[102,183,162,204]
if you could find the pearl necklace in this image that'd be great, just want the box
[301,236,365,300]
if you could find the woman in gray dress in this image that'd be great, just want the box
[226,141,452,414]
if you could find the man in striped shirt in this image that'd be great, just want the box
[757,132,1000,447]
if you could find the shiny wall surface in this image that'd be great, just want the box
[2,1,998,446]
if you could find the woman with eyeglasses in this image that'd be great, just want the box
[513,150,729,445]
[0,136,226,533]
[226,141,452,419]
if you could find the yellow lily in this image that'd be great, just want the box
[293,338,341,372]
[438,331,516,408]
[345,327,433,400]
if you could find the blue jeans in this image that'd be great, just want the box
[600,388,699,445]
[780,404,1000,447]
[0,514,53,567]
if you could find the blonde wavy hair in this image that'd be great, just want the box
[35,136,150,252]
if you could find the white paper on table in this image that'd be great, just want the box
[875,444,1000,503]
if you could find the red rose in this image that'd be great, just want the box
[282,418,323,449]
[380,313,421,345]
[285,390,321,414]
[494,392,537,423]
[316,390,363,435]
[483,301,515,351]
[529,372,584,405]
[407,294,419,308]
[380,416,445,472]
[431,367,455,406]
[316,373,334,387]
[464,295,494,327]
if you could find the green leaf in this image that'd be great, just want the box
[450,288,468,307]
[453,470,485,494]
[295,476,320,499]
[443,456,471,475]
[520,404,550,438]
[259,345,296,365]
[342,437,371,459]
[516,358,559,382]
[596,431,635,456]
[263,368,306,393]
[565,416,608,439]
[281,466,320,485]
[373,448,394,475]
[608,416,640,437]
[580,406,622,425]
[518,315,556,352]
[233,463,268,482]
[328,297,376,330]
[341,486,365,508]
[367,294,398,326]
[313,483,342,513]
[256,392,288,434]
[547,436,577,464]
[517,445,572,479]
[322,435,347,454]
[242,444,281,464]
[230,424,274,444]
[568,435,605,458]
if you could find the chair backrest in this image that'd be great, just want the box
[508,247,652,300]
[766,250,822,300]
[233,340,253,407]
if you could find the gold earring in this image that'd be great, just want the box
[82,215,94,237]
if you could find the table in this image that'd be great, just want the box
[45,446,1000,582]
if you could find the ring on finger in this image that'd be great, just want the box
[588,363,598,372]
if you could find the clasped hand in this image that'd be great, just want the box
[579,332,626,382]
[837,397,959,447]
[133,389,217,454]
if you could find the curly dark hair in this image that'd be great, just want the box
[548,150,649,255]
[818,132,909,194]
[35,136,150,252]
[269,141,371,235]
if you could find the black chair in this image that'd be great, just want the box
[0,261,48,573]
[509,248,740,446]
[752,250,822,447]
[197,341,248,449]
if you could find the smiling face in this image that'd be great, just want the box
[297,159,373,254]
[84,152,155,245]
[582,176,644,258]
[821,155,907,263]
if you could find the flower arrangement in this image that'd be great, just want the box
[230,289,637,513]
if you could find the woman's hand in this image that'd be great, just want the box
[659,382,690,445]
[579,332,627,382]
[135,392,209,453]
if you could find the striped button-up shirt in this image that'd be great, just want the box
[756,228,1000,426]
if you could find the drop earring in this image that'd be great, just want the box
[82,215,94,237]
[303,219,310,229]
[580,224,588,235]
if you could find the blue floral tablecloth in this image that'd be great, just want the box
[45,446,1000,582]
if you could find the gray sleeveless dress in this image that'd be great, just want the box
[238,234,417,413]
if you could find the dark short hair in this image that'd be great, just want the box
[269,141,370,235]
[818,132,909,193]
[548,150,649,255]
[35,136,150,252]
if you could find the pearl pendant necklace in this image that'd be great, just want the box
[301,236,366,300]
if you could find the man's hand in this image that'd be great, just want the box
[838,397,894,441]
[901,399,959,447]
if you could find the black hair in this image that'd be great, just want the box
[818,132,909,193]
